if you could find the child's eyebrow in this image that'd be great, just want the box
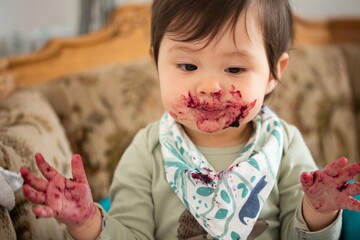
[169,45,201,53]
[221,50,253,59]
[169,46,252,59]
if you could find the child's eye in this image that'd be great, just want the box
[178,64,198,72]
[225,67,244,74]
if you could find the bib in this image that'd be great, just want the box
[159,106,283,239]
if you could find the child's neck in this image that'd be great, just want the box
[183,122,253,148]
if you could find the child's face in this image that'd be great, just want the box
[157,6,277,137]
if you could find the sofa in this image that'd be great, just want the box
[0,3,360,240]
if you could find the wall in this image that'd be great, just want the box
[115,0,360,19]
[291,0,360,19]
[0,0,79,57]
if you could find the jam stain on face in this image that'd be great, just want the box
[171,85,256,133]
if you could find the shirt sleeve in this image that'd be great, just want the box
[294,199,343,240]
[95,128,156,239]
[278,123,342,240]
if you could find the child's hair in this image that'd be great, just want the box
[151,0,294,80]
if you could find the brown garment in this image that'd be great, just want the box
[177,209,268,240]
[178,209,208,240]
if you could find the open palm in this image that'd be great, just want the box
[300,157,360,212]
[21,153,97,226]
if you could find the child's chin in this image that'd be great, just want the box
[197,119,224,133]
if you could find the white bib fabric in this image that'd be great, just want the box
[159,106,283,240]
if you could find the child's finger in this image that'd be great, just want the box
[300,171,314,188]
[343,182,360,196]
[33,206,54,218]
[35,153,59,181]
[343,197,360,212]
[337,162,360,183]
[23,184,46,205]
[20,166,49,192]
[323,157,348,177]
[71,154,87,183]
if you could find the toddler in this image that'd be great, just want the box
[21,0,360,239]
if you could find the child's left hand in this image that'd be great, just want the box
[20,153,97,226]
[300,157,360,212]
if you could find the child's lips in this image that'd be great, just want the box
[196,108,227,119]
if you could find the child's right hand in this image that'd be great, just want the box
[20,153,97,227]
[300,157,360,213]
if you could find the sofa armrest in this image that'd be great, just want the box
[0,89,73,239]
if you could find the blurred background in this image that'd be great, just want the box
[0,0,359,58]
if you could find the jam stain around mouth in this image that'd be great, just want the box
[172,86,256,132]
[229,116,240,128]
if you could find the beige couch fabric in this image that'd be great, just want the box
[340,45,360,155]
[0,90,72,240]
[267,45,359,168]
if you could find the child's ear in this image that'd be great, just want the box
[275,52,289,79]
[265,52,289,94]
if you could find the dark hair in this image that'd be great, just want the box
[151,0,293,80]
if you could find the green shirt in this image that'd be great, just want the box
[94,120,342,240]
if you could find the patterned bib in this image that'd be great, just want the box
[159,106,283,240]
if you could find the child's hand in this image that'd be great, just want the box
[20,153,97,226]
[300,157,360,213]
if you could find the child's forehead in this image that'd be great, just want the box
[165,6,264,51]
[165,2,263,45]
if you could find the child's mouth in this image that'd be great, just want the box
[172,87,256,133]
[194,108,249,132]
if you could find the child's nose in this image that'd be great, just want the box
[196,79,222,96]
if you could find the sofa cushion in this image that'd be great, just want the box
[341,45,360,105]
[35,58,164,201]
[340,44,360,154]
[266,45,359,168]
[0,89,72,240]
[0,206,16,240]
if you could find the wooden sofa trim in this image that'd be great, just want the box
[294,16,360,46]
[0,4,151,97]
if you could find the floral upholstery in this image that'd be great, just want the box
[0,209,15,240]
[340,45,360,155]
[266,45,359,168]
[0,90,72,239]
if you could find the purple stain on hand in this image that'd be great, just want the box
[20,153,97,226]
[301,157,360,212]
[337,183,348,192]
